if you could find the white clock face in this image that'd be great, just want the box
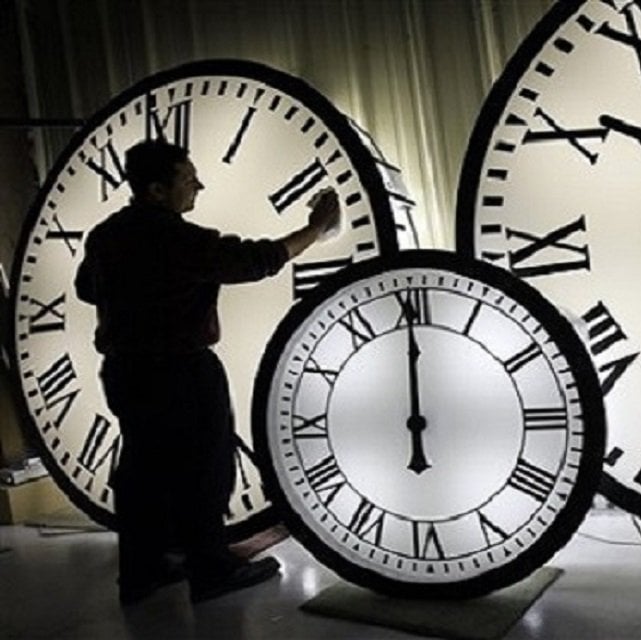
[457,0,641,514]
[10,60,417,535]
[253,250,604,597]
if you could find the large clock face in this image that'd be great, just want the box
[456,0,641,514]
[252,250,604,597]
[10,59,417,536]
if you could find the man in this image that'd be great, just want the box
[75,139,340,605]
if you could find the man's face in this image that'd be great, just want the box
[164,160,204,214]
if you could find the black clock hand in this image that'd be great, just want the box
[402,299,431,474]
[599,114,641,145]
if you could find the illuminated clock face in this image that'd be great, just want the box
[10,59,417,536]
[252,250,604,597]
[457,0,641,514]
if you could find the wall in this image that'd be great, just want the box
[13,0,553,250]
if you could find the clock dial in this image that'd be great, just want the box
[456,0,641,514]
[10,59,417,537]
[252,249,604,597]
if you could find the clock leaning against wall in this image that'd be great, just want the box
[457,0,641,514]
[9,59,417,537]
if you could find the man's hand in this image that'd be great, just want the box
[309,187,341,236]
[280,187,341,260]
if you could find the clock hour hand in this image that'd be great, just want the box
[402,298,431,475]
[599,114,641,146]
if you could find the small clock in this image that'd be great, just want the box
[252,249,604,597]
[457,0,641,514]
[9,59,417,537]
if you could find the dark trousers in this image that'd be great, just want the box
[100,349,237,585]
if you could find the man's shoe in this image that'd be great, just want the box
[119,562,187,606]
[190,556,280,603]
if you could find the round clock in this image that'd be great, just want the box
[9,59,417,536]
[252,249,605,597]
[456,0,641,515]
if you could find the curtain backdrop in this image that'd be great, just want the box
[14,0,554,248]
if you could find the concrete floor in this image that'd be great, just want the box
[1,509,640,640]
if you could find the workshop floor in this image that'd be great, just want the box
[1,508,640,640]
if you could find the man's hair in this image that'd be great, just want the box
[125,139,189,196]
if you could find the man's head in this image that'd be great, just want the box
[125,139,204,214]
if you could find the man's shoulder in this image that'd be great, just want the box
[91,205,132,230]
[85,206,145,251]
[89,204,223,247]
[91,203,164,234]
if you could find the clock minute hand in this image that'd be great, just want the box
[403,300,431,475]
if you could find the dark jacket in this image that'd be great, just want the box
[75,202,288,355]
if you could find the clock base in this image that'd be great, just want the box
[301,566,563,639]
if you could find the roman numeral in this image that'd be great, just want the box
[462,300,483,335]
[292,413,328,439]
[82,139,126,202]
[506,215,590,278]
[347,498,385,545]
[25,293,66,334]
[303,357,338,387]
[522,106,609,164]
[233,434,262,513]
[44,214,83,257]
[584,299,631,355]
[394,288,430,327]
[292,257,352,299]
[338,307,377,349]
[504,342,541,374]
[596,2,641,77]
[508,458,555,502]
[146,92,192,148]
[35,353,80,429]
[478,512,509,546]
[305,455,345,506]
[523,407,568,430]
[269,158,328,213]
[411,521,445,560]
[598,354,639,397]
[582,300,640,395]
[77,415,120,486]
[223,106,257,163]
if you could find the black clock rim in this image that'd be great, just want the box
[252,248,605,598]
[454,0,584,254]
[454,0,638,514]
[8,58,401,537]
